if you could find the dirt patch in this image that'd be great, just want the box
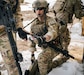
[21,11,36,21]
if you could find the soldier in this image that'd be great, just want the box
[52,0,84,50]
[0,0,23,75]
[17,0,69,75]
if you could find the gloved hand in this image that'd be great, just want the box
[32,35,47,48]
[60,20,66,25]
[29,35,45,45]
[17,28,27,40]
[36,36,45,47]
[17,52,23,62]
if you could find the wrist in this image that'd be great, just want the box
[44,35,52,42]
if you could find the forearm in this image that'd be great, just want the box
[44,24,59,42]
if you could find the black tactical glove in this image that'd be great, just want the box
[17,52,23,62]
[59,20,66,25]
[32,34,47,48]
[36,36,45,47]
[17,28,27,40]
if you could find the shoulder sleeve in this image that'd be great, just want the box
[44,17,59,42]
[74,0,84,18]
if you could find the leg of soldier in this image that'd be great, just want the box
[38,47,59,75]
[61,28,71,50]
[0,34,19,75]
[59,25,71,50]
[47,25,70,69]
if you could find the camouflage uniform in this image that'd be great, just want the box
[28,15,69,75]
[52,0,84,23]
[28,0,68,75]
[0,0,23,75]
[13,0,23,29]
[51,0,84,50]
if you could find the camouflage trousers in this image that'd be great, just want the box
[0,34,19,75]
[38,47,59,75]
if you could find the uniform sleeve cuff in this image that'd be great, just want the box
[44,32,54,42]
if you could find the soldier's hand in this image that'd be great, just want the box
[59,20,66,25]
[29,35,44,44]
[17,52,23,62]
[36,36,45,46]
[17,28,28,40]
[29,35,46,47]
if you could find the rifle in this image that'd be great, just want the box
[25,32,76,59]
[0,1,22,75]
[24,32,75,75]
[31,34,75,59]
[32,34,84,62]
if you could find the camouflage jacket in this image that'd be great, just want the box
[52,0,84,23]
[0,0,24,34]
[28,16,59,52]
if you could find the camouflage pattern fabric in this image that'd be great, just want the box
[0,0,24,75]
[28,16,69,75]
[52,0,84,23]
[58,25,71,50]
[52,0,84,47]
[51,0,82,50]
[0,34,19,75]
[13,0,23,29]
[52,0,84,50]
[0,0,23,33]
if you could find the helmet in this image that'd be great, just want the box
[32,0,49,13]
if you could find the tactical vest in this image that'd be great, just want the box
[31,18,48,36]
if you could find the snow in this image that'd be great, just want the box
[19,49,83,75]
[0,0,84,75]
[0,52,3,62]
[69,22,84,41]
[67,19,84,43]
[81,0,84,5]
[48,60,83,75]
[19,0,84,74]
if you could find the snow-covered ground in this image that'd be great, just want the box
[0,0,84,75]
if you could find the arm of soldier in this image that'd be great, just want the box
[74,0,84,18]
[53,29,70,66]
[44,19,59,42]
[60,28,71,50]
